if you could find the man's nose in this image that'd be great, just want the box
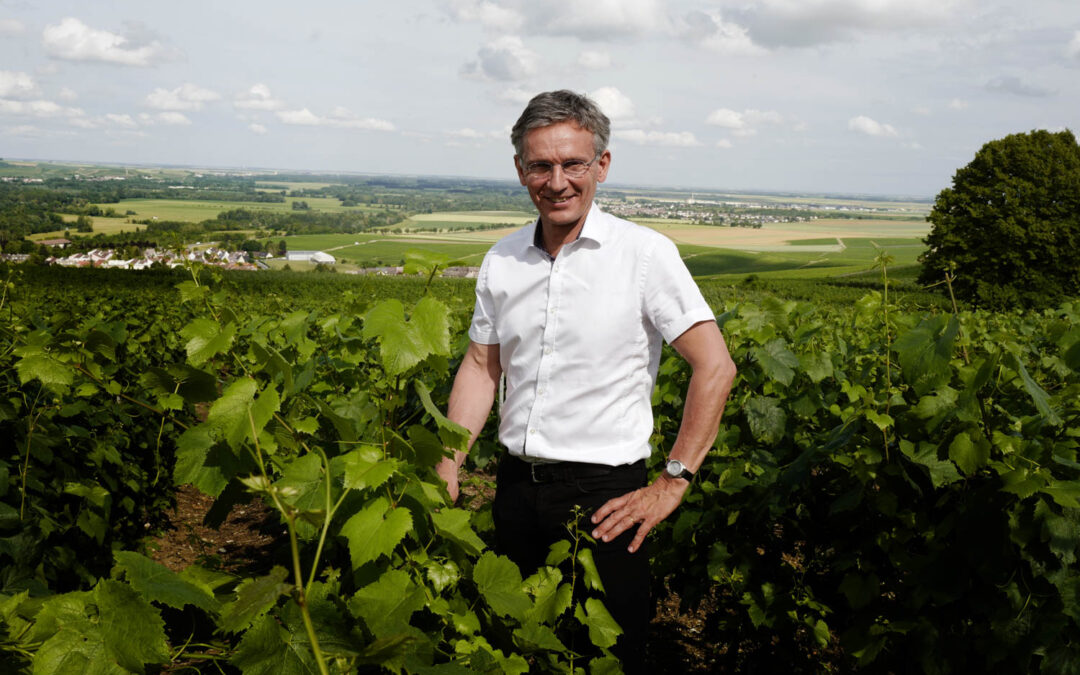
[547,164,569,190]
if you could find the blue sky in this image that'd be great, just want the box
[1,0,1078,197]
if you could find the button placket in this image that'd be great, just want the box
[524,253,563,450]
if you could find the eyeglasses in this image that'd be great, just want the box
[522,155,599,181]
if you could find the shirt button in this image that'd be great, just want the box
[538,388,545,395]
[544,347,552,355]
[529,428,536,435]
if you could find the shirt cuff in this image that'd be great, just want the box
[468,325,500,345]
[660,307,717,345]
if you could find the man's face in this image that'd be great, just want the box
[515,121,611,231]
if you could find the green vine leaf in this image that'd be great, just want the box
[112,551,221,613]
[218,566,291,635]
[340,497,413,569]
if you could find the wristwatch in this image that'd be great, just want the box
[664,459,694,482]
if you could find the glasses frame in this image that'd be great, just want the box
[521,153,602,182]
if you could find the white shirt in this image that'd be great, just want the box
[468,204,715,466]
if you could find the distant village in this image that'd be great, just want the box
[1,238,479,277]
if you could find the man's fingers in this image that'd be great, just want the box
[628,521,653,553]
[591,494,627,524]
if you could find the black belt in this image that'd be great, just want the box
[502,454,645,484]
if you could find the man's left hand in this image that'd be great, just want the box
[590,477,688,554]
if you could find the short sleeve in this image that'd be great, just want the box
[641,235,715,344]
[468,252,500,344]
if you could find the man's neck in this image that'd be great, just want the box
[539,215,587,259]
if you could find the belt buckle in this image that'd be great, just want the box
[530,462,541,483]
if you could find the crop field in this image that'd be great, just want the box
[390,211,535,231]
[47,214,146,235]
[254,181,338,191]
[271,213,929,276]
[89,196,382,223]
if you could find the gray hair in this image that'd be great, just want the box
[511,90,611,159]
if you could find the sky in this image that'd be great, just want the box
[1,0,1078,198]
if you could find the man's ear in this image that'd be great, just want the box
[596,150,612,183]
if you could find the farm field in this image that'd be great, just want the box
[86,196,385,223]
[271,212,929,277]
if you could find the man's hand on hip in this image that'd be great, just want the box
[589,477,688,554]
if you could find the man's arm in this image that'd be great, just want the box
[590,319,736,553]
[436,340,502,503]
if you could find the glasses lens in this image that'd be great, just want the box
[563,161,589,177]
[526,162,553,179]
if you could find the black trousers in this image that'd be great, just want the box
[493,455,650,672]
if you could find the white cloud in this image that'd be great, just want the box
[911,105,931,116]
[0,98,84,119]
[0,71,40,99]
[145,83,220,111]
[496,87,535,105]
[447,127,503,142]
[590,86,636,121]
[706,108,746,129]
[446,0,524,31]
[535,0,668,39]
[0,19,26,35]
[42,17,174,67]
[249,123,268,135]
[578,50,612,70]
[278,108,321,125]
[276,107,395,131]
[679,11,765,55]
[1069,31,1080,59]
[157,111,191,125]
[57,87,78,102]
[234,84,285,111]
[716,138,733,148]
[135,111,193,126]
[706,108,783,136]
[615,128,700,147]
[105,113,137,128]
[462,36,538,81]
[848,115,898,137]
[734,0,967,48]
[449,0,667,40]
[327,106,396,130]
[947,98,968,110]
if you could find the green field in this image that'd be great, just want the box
[88,196,383,223]
[254,181,338,191]
[388,211,535,231]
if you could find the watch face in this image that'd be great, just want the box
[666,459,685,477]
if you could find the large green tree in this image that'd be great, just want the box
[919,129,1080,309]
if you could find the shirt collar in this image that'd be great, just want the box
[529,202,609,255]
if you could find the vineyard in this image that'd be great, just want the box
[2,261,1079,673]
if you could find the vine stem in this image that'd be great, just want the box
[20,388,45,520]
[306,447,348,589]
[247,409,330,675]
[876,247,894,462]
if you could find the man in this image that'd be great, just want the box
[436,90,736,667]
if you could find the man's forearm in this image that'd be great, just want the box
[665,353,736,478]
[663,321,737,484]
[438,341,502,489]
